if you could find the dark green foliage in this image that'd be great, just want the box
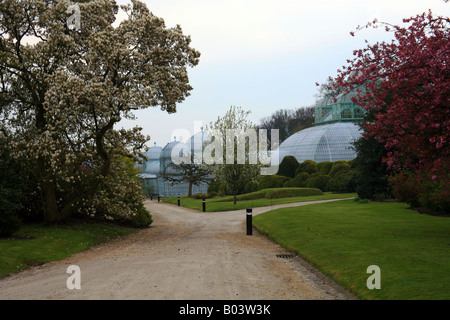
[258,175,290,190]
[218,183,227,195]
[127,203,153,228]
[327,170,356,192]
[283,180,293,187]
[295,160,318,176]
[306,174,330,191]
[352,134,392,199]
[218,187,323,202]
[0,214,22,238]
[264,188,322,199]
[348,159,357,169]
[317,161,333,175]
[207,180,221,193]
[283,172,310,188]
[192,193,215,199]
[244,181,258,194]
[0,140,23,237]
[350,100,392,200]
[329,162,351,177]
[225,190,267,201]
[276,156,299,178]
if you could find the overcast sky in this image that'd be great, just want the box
[116,0,449,148]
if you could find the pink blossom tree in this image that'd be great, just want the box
[334,11,449,175]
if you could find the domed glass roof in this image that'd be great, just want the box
[145,145,162,161]
[186,131,209,157]
[160,141,182,159]
[278,122,362,163]
[144,160,160,174]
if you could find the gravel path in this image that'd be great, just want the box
[0,198,356,300]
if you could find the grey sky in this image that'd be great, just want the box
[115,0,449,148]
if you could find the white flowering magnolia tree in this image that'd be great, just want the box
[0,0,200,223]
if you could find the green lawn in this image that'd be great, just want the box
[253,199,450,300]
[162,192,357,212]
[0,223,136,278]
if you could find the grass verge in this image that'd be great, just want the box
[163,192,356,212]
[252,199,450,300]
[0,222,136,278]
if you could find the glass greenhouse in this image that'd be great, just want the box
[139,132,210,197]
[278,122,362,163]
[139,89,365,196]
[278,90,364,163]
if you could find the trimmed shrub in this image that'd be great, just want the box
[283,172,310,188]
[244,181,258,194]
[327,170,356,192]
[295,160,318,176]
[306,174,330,191]
[207,191,218,198]
[329,162,351,177]
[332,160,348,166]
[128,203,153,228]
[317,161,333,175]
[218,187,323,202]
[348,159,357,169]
[233,190,267,201]
[264,187,322,199]
[277,156,299,178]
[192,193,215,199]
[283,179,294,188]
[113,202,152,228]
[258,175,290,190]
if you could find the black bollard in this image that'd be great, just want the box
[178,196,180,206]
[150,195,153,201]
[202,199,206,212]
[158,195,160,202]
[246,208,252,235]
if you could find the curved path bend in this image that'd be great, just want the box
[0,198,356,300]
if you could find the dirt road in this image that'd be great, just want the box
[0,198,356,300]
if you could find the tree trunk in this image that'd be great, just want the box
[188,181,193,197]
[233,192,237,205]
[42,180,59,224]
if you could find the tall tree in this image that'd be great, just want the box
[352,106,392,199]
[0,0,200,223]
[206,106,261,204]
[258,106,314,143]
[289,106,315,133]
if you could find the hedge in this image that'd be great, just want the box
[283,172,310,188]
[277,156,299,178]
[306,174,330,191]
[295,160,318,175]
[257,175,290,190]
[217,187,323,202]
[329,162,351,177]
